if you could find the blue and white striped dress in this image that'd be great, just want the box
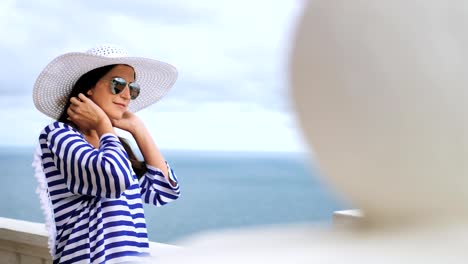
[38,121,180,264]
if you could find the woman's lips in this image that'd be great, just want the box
[114,102,127,108]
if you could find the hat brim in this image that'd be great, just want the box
[33,52,178,120]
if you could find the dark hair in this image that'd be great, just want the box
[58,64,146,178]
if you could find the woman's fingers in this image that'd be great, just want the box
[68,93,110,129]
[77,93,89,102]
[68,104,79,114]
[67,106,76,118]
[70,97,82,106]
[68,100,85,120]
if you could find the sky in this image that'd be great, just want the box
[0,0,309,152]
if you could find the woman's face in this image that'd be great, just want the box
[87,64,135,120]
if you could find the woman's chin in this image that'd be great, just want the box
[105,111,124,121]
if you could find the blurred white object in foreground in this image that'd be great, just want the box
[157,1,468,263]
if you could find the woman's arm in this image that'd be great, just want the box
[112,112,176,186]
[45,94,136,198]
[43,122,135,198]
[139,163,180,206]
[111,112,181,206]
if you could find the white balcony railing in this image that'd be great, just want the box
[0,210,363,263]
[0,217,180,264]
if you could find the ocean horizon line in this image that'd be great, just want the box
[0,144,310,156]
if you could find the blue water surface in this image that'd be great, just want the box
[0,146,346,243]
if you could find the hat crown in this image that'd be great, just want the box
[85,44,129,58]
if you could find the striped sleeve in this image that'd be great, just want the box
[45,123,135,199]
[139,162,180,206]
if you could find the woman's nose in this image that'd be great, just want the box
[120,85,131,99]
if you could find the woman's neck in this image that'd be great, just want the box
[81,128,100,149]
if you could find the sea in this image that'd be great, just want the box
[0,146,347,244]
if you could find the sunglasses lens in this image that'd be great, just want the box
[110,77,140,100]
[110,78,127,95]
[129,83,140,100]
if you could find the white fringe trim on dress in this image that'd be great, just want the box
[32,143,56,257]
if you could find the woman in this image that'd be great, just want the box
[32,44,180,264]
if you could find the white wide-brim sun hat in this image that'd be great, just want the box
[33,44,178,120]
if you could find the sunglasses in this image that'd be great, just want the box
[110,77,140,100]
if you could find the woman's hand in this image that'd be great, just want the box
[67,93,112,133]
[111,111,143,134]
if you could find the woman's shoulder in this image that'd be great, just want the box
[40,121,81,137]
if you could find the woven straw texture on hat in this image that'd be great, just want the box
[33,45,178,119]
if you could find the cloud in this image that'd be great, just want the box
[0,0,302,111]
[110,103,309,153]
[0,1,308,152]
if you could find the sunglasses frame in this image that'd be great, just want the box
[110,77,141,100]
